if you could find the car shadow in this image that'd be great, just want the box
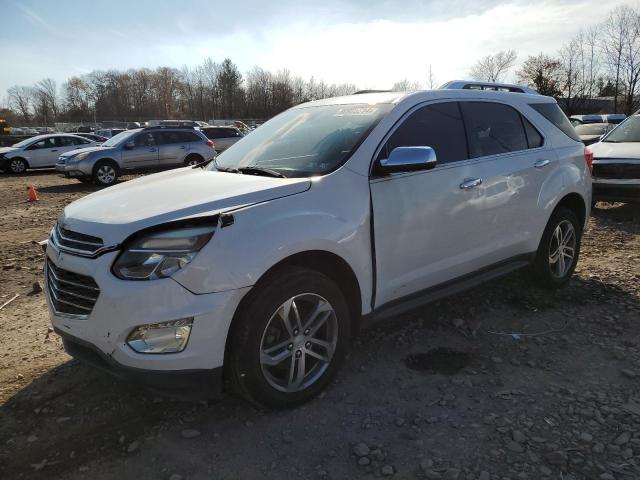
[37,182,102,194]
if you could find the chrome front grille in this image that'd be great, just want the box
[46,259,100,317]
[51,223,104,256]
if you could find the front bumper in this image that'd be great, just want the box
[55,161,86,177]
[45,243,250,396]
[592,178,640,203]
[58,329,224,398]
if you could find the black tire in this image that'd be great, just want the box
[228,267,351,409]
[8,158,28,174]
[184,154,203,167]
[531,206,582,289]
[92,160,119,186]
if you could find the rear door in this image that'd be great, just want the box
[157,130,191,167]
[457,100,550,261]
[121,132,158,170]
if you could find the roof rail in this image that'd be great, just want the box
[353,89,393,94]
[142,125,195,130]
[440,80,539,95]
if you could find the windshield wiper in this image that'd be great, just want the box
[238,166,286,178]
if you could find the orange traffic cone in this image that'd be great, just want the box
[27,185,39,202]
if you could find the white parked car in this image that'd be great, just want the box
[588,114,640,204]
[45,82,591,408]
[0,134,99,173]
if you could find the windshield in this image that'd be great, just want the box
[209,103,392,177]
[11,137,39,148]
[101,129,139,147]
[575,124,609,136]
[603,116,640,143]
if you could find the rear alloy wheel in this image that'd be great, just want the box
[229,267,351,409]
[531,206,582,289]
[93,162,118,186]
[9,158,27,174]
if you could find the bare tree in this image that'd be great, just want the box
[603,5,634,113]
[7,86,32,123]
[469,50,517,82]
[516,53,562,96]
[391,79,422,91]
[427,65,437,89]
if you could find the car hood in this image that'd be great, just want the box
[60,145,113,158]
[59,168,311,246]
[589,141,640,160]
[0,147,19,156]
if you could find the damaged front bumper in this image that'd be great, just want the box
[44,242,250,398]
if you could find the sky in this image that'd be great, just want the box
[0,0,632,99]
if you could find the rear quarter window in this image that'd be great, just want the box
[529,103,580,142]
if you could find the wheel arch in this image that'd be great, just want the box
[552,192,587,230]
[9,156,29,168]
[223,250,363,371]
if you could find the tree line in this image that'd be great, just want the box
[4,58,357,126]
[468,4,640,115]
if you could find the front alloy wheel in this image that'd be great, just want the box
[95,164,117,185]
[229,267,351,409]
[9,159,27,173]
[260,294,338,393]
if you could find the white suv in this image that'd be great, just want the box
[45,82,592,408]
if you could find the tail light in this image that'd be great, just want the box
[207,139,215,149]
[584,147,593,175]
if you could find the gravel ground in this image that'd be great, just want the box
[0,171,639,480]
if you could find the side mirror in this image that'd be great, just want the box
[379,146,437,173]
[124,141,135,149]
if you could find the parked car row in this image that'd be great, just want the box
[570,114,626,126]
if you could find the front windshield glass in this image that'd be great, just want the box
[604,116,640,143]
[12,136,41,148]
[101,129,139,147]
[575,124,609,135]
[210,103,392,177]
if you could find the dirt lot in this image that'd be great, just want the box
[0,171,639,480]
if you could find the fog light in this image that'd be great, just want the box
[126,318,193,354]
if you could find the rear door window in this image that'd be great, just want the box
[381,102,468,164]
[460,102,528,158]
[529,103,580,142]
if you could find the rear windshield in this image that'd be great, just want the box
[529,103,580,142]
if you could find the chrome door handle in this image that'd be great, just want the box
[179,146,186,149]
[50,149,58,152]
[534,159,550,169]
[148,148,156,152]
[459,178,482,190]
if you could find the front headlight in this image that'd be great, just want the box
[68,151,90,163]
[113,224,215,280]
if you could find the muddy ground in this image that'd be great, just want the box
[0,171,639,480]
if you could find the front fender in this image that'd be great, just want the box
[172,169,373,313]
